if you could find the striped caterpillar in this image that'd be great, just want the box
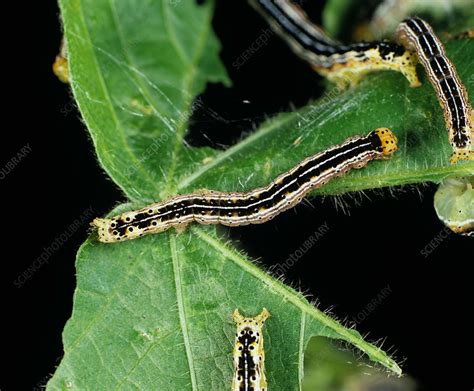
[93,129,398,243]
[248,2,473,161]
[232,308,270,391]
[395,17,474,163]
[248,0,421,88]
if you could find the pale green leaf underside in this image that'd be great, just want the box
[50,0,473,389]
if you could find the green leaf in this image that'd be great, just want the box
[60,0,229,202]
[50,0,473,389]
[48,226,401,390]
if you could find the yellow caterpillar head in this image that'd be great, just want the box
[375,128,398,156]
[92,218,116,243]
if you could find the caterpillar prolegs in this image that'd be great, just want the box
[93,129,398,243]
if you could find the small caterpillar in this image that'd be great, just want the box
[434,176,474,237]
[93,128,398,242]
[232,308,270,391]
[248,0,420,88]
[395,17,474,163]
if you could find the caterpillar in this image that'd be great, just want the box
[232,308,270,391]
[395,17,474,163]
[434,176,474,237]
[247,0,420,88]
[93,128,398,243]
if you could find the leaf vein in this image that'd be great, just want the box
[76,0,159,194]
[169,234,198,390]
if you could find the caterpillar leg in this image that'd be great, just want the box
[316,49,420,89]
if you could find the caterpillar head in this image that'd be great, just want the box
[375,127,398,156]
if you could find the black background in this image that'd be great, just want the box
[3,1,472,390]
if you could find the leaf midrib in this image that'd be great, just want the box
[298,311,306,386]
[170,235,198,389]
[163,2,215,196]
[176,109,473,195]
[75,0,160,194]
